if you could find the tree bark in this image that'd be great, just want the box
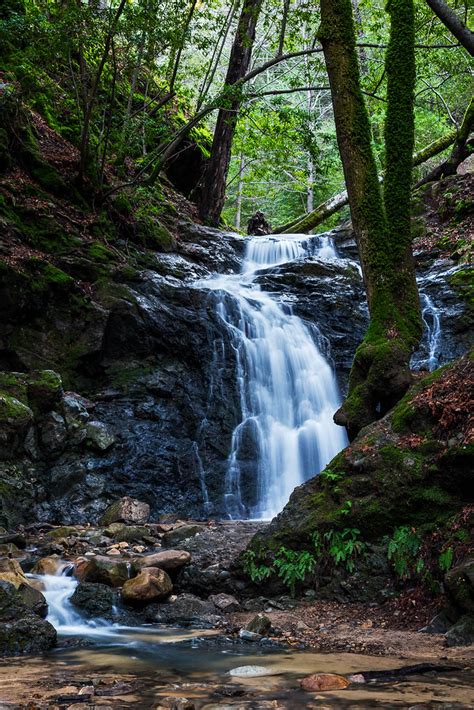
[197,0,263,226]
[275,129,457,233]
[425,0,474,56]
[235,151,245,229]
[319,0,421,438]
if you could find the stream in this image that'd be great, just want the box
[4,539,467,707]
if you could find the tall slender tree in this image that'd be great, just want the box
[198,0,263,226]
[319,0,421,438]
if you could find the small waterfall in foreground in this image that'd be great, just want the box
[28,570,114,637]
[200,234,348,519]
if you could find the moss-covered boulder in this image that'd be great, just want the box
[27,370,62,413]
[0,580,56,656]
[99,497,150,526]
[249,352,473,556]
[0,394,33,454]
[70,582,117,618]
[74,555,130,588]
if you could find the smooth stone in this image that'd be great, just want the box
[134,549,191,573]
[161,525,203,547]
[121,567,173,605]
[74,555,130,587]
[300,673,350,691]
[239,629,261,641]
[229,665,281,678]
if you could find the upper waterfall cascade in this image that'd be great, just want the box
[200,234,349,519]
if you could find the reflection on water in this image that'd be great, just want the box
[0,628,472,709]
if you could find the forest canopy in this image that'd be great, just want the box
[1,0,471,229]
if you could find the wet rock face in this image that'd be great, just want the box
[255,253,367,391]
[0,223,471,525]
[0,581,56,656]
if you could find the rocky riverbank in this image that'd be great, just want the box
[0,508,473,708]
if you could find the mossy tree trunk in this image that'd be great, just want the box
[197,0,262,226]
[319,0,421,439]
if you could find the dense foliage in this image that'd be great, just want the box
[0,0,471,228]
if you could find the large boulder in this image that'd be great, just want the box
[161,525,202,547]
[133,549,191,573]
[444,560,474,616]
[0,581,56,656]
[74,556,130,588]
[99,497,150,526]
[0,558,28,587]
[445,615,474,647]
[121,567,172,606]
[32,555,67,576]
[70,582,117,618]
[146,593,219,627]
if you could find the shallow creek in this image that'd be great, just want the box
[1,635,473,708]
[1,572,473,708]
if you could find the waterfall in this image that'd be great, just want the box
[411,291,442,372]
[420,293,442,371]
[28,570,113,637]
[200,234,347,519]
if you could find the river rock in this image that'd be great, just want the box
[245,613,272,635]
[70,582,117,617]
[300,673,350,691]
[0,580,56,656]
[17,582,48,618]
[445,615,474,647]
[32,555,66,575]
[75,555,130,587]
[229,665,280,678]
[121,567,173,605]
[239,629,261,641]
[103,523,150,543]
[161,525,203,547]
[0,558,29,587]
[444,559,474,615]
[85,420,115,451]
[146,593,219,627]
[208,593,240,612]
[99,497,150,526]
[39,411,68,453]
[134,549,191,573]
[27,370,63,413]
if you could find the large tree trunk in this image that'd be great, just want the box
[274,129,457,234]
[425,0,474,56]
[197,0,263,226]
[319,0,421,438]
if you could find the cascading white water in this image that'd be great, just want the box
[419,293,442,371]
[28,571,114,637]
[201,233,348,519]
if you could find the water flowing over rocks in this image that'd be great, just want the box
[0,220,471,525]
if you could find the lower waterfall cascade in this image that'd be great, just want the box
[200,233,349,520]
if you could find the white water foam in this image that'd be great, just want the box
[199,233,348,519]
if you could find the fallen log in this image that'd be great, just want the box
[274,129,458,234]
